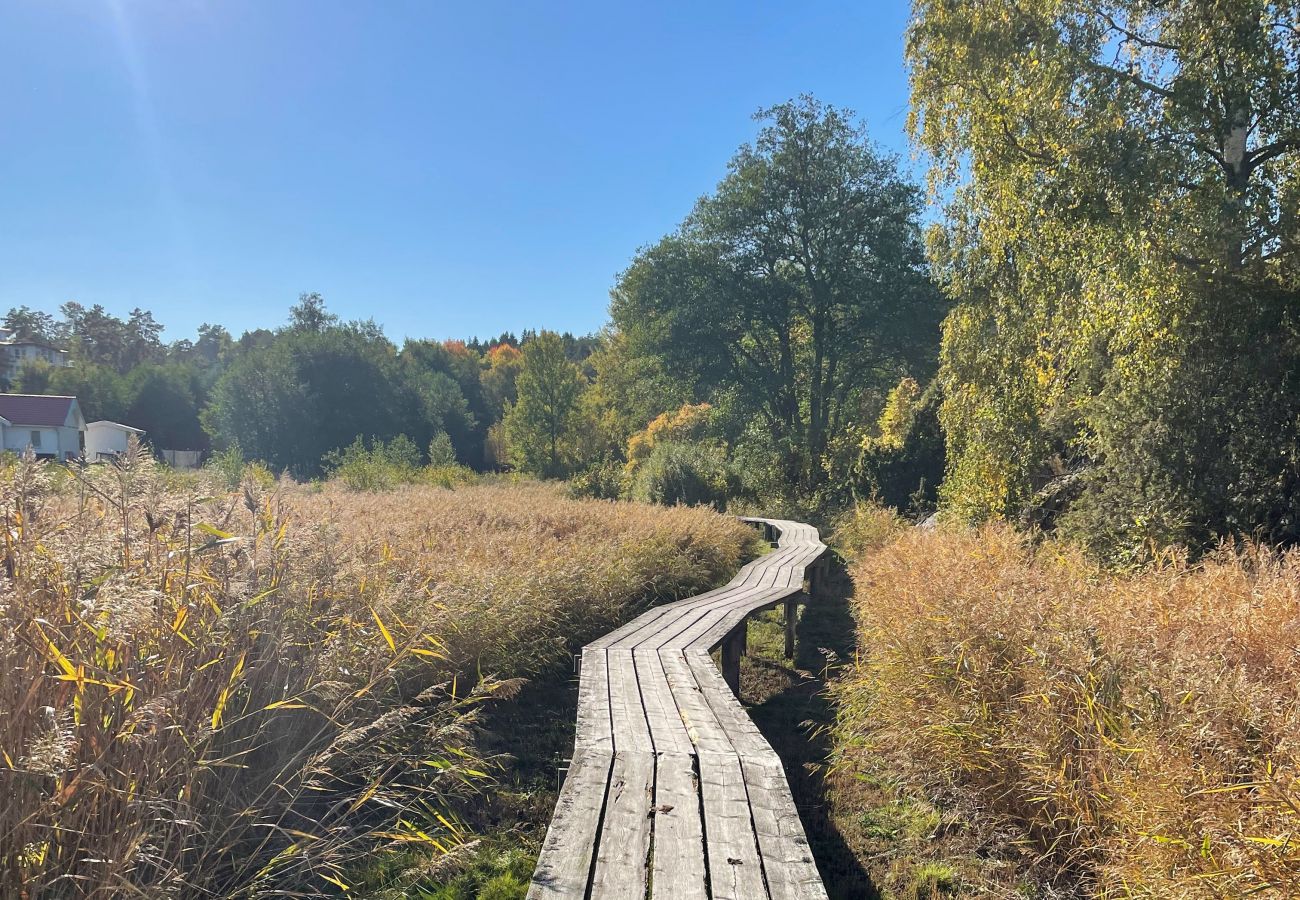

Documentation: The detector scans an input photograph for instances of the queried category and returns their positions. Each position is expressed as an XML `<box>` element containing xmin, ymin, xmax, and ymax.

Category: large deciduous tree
<box><xmin>503</xmin><ymin>331</ymin><xmax>587</xmax><ymax>477</ymax></box>
<box><xmin>203</xmin><ymin>324</ymin><xmax>411</xmax><ymax>476</ymax></box>
<box><xmin>612</xmin><ymin>96</ymin><xmax>943</xmax><ymax>492</ymax></box>
<box><xmin>910</xmin><ymin>0</ymin><xmax>1300</xmax><ymax>556</ymax></box>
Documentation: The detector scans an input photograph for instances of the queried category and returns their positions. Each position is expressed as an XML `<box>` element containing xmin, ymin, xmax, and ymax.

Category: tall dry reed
<box><xmin>835</xmin><ymin>521</ymin><xmax>1300</xmax><ymax>897</ymax></box>
<box><xmin>0</xmin><ymin>450</ymin><xmax>752</xmax><ymax>897</ymax></box>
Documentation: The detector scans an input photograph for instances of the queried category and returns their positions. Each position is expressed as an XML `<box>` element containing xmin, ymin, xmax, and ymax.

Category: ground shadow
<box><xmin>741</xmin><ymin>557</ymin><xmax>880</xmax><ymax>900</ymax></box>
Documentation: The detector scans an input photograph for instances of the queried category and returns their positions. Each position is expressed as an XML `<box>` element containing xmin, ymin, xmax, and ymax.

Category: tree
<box><xmin>480</xmin><ymin>342</ymin><xmax>524</xmax><ymax>421</ymax></box>
<box><xmin>399</xmin><ymin>339</ymin><xmax>484</xmax><ymax>463</ymax></box>
<box><xmin>58</xmin><ymin>303</ymin><xmax>163</xmax><ymax>372</ymax></box>
<box><xmin>287</xmin><ymin>292</ymin><xmax>338</xmax><ymax>333</ymax></box>
<box><xmin>204</xmin><ymin>324</ymin><xmax>408</xmax><ymax>476</ymax></box>
<box><xmin>612</xmin><ymin>96</ymin><xmax>944</xmax><ymax>492</ymax></box>
<box><xmin>3</xmin><ymin>307</ymin><xmax>57</xmax><ymax>343</ymax></box>
<box><xmin>18</xmin><ymin>361</ymin><xmax>128</xmax><ymax>424</ymax></box>
<box><xmin>123</xmin><ymin>364</ymin><xmax>208</xmax><ymax>451</ymax></box>
<box><xmin>909</xmin><ymin>0</ymin><xmax>1300</xmax><ymax>554</ymax></box>
<box><xmin>582</xmin><ymin>329</ymin><xmax>688</xmax><ymax>454</ymax></box>
<box><xmin>503</xmin><ymin>331</ymin><xmax>587</xmax><ymax>477</ymax></box>
<box><xmin>193</xmin><ymin>324</ymin><xmax>233</xmax><ymax>366</ymax></box>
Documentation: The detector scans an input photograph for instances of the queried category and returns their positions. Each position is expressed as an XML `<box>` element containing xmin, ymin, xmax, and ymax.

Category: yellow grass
<box><xmin>834</xmin><ymin>519</ymin><xmax>1300</xmax><ymax>897</ymax></box>
<box><xmin>0</xmin><ymin>449</ymin><xmax>753</xmax><ymax>897</ymax></box>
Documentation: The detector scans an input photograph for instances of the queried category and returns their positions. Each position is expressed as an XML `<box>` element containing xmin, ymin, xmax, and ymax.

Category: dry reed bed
<box><xmin>0</xmin><ymin>452</ymin><xmax>753</xmax><ymax>898</ymax></box>
<box><xmin>835</xmin><ymin>521</ymin><xmax>1300</xmax><ymax>897</ymax></box>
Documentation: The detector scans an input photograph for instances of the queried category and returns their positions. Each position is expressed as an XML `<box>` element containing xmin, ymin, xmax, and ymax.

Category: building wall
<box><xmin>0</xmin><ymin>424</ymin><xmax>79</xmax><ymax>458</ymax></box>
<box><xmin>86</xmin><ymin>425</ymin><xmax>134</xmax><ymax>459</ymax></box>
<box><xmin>1</xmin><ymin>343</ymin><xmax>72</xmax><ymax>381</ymax></box>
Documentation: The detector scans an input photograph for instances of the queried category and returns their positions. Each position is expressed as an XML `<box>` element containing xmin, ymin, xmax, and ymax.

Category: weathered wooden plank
<box><xmin>590</xmin><ymin>749</ymin><xmax>655</xmax><ymax>898</ymax></box>
<box><xmin>528</xmin><ymin>746</ymin><xmax>615</xmax><ymax>898</ymax></box>
<box><xmin>659</xmin><ymin>648</ymin><xmax>734</xmax><ymax>756</ymax></box>
<box><xmin>685</xmin><ymin>648</ymin><xmax>826</xmax><ymax>900</ymax></box>
<box><xmin>742</xmin><ymin>759</ymin><xmax>826</xmax><ymax>900</ymax></box>
<box><xmin>698</xmin><ymin>750</ymin><xmax>768</xmax><ymax>900</ymax></box>
<box><xmin>634</xmin><ymin>649</ymin><xmax>693</xmax><ymax>755</ymax></box>
<box><xmin>650</xmin><ymin>751</ymin><xmax>708</xmax><ymax>899</ymax></box>
<box><xmin>575</xmin><ymin>647</ymin><xmax>613</xmax><ymax>751</ymax></box>
<box><xmin>607</xmin><ymin>648</ymin><xmax>653</xmax><ymax>752</ymax></box>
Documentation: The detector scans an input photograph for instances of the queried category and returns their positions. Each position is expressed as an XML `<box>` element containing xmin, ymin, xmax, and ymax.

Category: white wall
<box><xmin>0</xmin><ymin>424</ymin><xmax>78</xmax><ymax>457</ymax></box>
<box><xmin>86</xmin><ymin>424</ymin><xmax>134</xmax><ymax>460</ymax></box>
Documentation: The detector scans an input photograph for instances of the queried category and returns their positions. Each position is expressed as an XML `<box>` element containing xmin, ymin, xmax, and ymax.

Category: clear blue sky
<box><xmin>0</xmin><ymin>1</ymin><xmax>916</xmax><ymax>343</ymax></box>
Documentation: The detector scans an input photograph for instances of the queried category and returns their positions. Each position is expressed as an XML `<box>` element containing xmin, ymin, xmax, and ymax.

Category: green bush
<box><xmin>322</xmin><ymin>435</ymin><xmax>480</xmax><ymax>492</ymax></box>
<box><xmin>568</xmin><ymin>456</ymin><xmax>627</xmax><ymax>500</ymax></box>
<box><xmin>630</xmin><ymin>440</ymin><xmax>732</xmax><ymax>508</ymax></box>
<box><xmin>419</xmin><ymin>464</ymin><xmax>478</xmax><ymax>490</ymax></box>
<box><xmin>322</xmin><ymin>435</ymin><xmax>421</xmax><ymax>491</ymax></box>
<box><xmin>427</xmin><ymin>431</ymin><xmax>458</xmax><ymax>467</ymax></box>
<box><xmin>1056</xmin><ymin>284</ymin><xmax>1300</xmax><ymax>564</ymax></box>
<box><xmin>204</xmin><ymin>443</ymin><xmax>277</xmax><ymax>491</ymax></box>
<box><xmin>204</xmin><ymin>444</ymin><xmax>248</xmax><ymax>490</ymax></box>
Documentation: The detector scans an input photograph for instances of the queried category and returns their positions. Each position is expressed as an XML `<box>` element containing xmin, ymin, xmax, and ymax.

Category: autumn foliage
<box><xmin>835</xmin><ymin>518</ymin><xmax>1300</xmax><ymax>896</ymax></box>
<box><xmin>0</xmin><ymin>451</ymin><xmax>752</xmax><ymax>896</ymax></box>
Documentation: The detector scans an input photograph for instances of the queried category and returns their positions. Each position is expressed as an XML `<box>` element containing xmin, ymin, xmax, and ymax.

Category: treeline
<box><xmin>3</xmin><ymin>97</ymin><xmax>950</xmax><ymax>513</ymax></box>
<box><xmin>0</xmin><ymin>295</ymin><xmax>596</xmax><ymax>476</ymax></box>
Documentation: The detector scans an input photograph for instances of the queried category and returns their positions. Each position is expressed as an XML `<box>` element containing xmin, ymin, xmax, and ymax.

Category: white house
<box><xmin>86</xmin><ymin>420</ymin><xmax>146</xmax><ymax>461</ymax></box>
<box><xmin>0</xmin><ymin>329</ymin><xmax>71</xmax><ymax>384</ymax></box>
<box><xmin>0</xmin><ymin>394</ymin><xmax>85</xmax><ymax>460</ymax></box>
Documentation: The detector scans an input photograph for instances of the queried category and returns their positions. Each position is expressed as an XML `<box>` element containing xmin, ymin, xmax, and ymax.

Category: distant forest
<box><xmin>1</xmin><ymin>296</ymin><xmax>600</xmax><ymax>475</ymax></box>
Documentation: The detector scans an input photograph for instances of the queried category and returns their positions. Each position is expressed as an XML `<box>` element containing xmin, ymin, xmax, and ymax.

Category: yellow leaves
<box><xmin>319</xmin><ymin>873</ymin><xmax>350</xmax><ymax>891</ymax></box>
<box><xmin>34</xmin><ymin>625</ymin><xmax>78</xmax><ymax>679</ymax></box>
<box><xmin>624</xmin><ymin>402</ymin><xmax>713</xmax><ymax>474</ymax></box>
<box><xmin>211</xmin><ymin>652</ymin><xmax>247</xmax><ymax>731</ymax></box>
<box><xmin>170</xmin><ymin>606</ymin><xmax>193</xmax><ymax>645</ymax></box>
<box><xmin>370</xmin><ymin>606</ymin><xmax>397</xmax><ymax>654</ymax></box>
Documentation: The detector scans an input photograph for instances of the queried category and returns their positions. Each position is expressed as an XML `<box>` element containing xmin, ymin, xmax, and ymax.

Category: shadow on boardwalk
<box><xmin>741</xmin><ymin>557</ymin><xmax>880</xmax><ymax>900</ymax></box>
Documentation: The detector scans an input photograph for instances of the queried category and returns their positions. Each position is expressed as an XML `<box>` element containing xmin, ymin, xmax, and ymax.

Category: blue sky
<box><xmin>0</xmin><ymin>1</ymin><xmax>916</xmax><ymax>343</ymax></box>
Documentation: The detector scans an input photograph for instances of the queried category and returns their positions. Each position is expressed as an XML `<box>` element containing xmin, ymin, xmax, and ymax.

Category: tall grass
<box><xmin>0</xmin><ymin>448</ymin><xmax>752</xmax><ymax>897</ymax></box>
<box><xmin>834</xmin><ymin>520</ymin><xmax>1300</xmax><ymax>897</ymax></box>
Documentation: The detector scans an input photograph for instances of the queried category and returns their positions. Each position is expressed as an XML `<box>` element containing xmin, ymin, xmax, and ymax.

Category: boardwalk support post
<box><xmin>784</xmin><ymin>595</ymin><xmax>797</xmax><ymax>659</ymax></box>
<box><xmin>721</xmin><ymin>622</ymin><xmax>747</xmax><ymax>697</ymax></box>
<box><xmin>809</xmin><ymin>554</ymin><xmax>830</xmax><ymax>597</ymax></box>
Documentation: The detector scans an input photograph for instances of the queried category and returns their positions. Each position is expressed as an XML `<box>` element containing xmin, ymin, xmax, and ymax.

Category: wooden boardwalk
<box><xmin>529</xmin><ymin>517</ymin><xmax>830</xmax><ymax>899</ymax></box>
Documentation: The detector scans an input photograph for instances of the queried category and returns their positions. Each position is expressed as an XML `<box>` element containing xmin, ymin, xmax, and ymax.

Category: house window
<box><xmin>30</xmin><ymin>431</ymin><xmax>41</xmax><ymax>448</ymax></box>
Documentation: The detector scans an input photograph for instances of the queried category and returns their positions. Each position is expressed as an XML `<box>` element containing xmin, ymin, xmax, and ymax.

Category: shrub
<box><xmin>630</xmin><ymin>440</ymin><xmax>731</xmax><ymax>508</ymax></box>
<box><xmin>624</xmin><ymin>402</ymin><xmax>713</xmax><ymax>478</ymax></box>
<box><xmin>831</xmin><ymin>502</ymin><xmax>905</xmax><ymax>559</ymax></box>
<box><xmin>835</xmin><ymin>523</ymin><xmax>1300</xmax><ymax>895</ymax></box>
<box><xmin>323</xmin><ymin>434</ymin><xmax>421</xmax><ymax>490</ymax></box>
<box><xmin>323</xmin><ymin>435</ymin><xmax>478</xmax><ymax>492</ymax></box>
<box><xmin>428</xmin><ymin>431</ymin><xmax>458</xmax><ymax>467</ymax></box>
<box><xmin>204</xmin><ymin>442</ymin><xmax>248</xmax><ymax>489</ymax></box>
<box><xmin>568</xmin><ymin>456</ymin><xmax>627</xmax><ymax>500</ymax></box>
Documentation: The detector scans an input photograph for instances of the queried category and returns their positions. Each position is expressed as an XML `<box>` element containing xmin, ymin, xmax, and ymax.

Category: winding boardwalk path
<box><xmin>529</xmin><ymin>517</ymin><xmax>830</xmax><ymax>900</ymax></box>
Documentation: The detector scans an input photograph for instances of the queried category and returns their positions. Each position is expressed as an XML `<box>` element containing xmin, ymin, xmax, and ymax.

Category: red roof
<box><xmin>0</xmin><ymin>394</ymin><xmax>77</xmax><ymax>427</ymax></box>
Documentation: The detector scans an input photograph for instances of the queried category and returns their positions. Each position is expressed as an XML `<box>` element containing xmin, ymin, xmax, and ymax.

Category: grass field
<box><xmin>0</xmin><ymin>449</ymin><xmax>756</xmax><ymax>898</ymax></box>
<box><xmin>831</xmin><ymin>511</ymin><xmax>1300</xmax><ymax>898</ymax></box>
